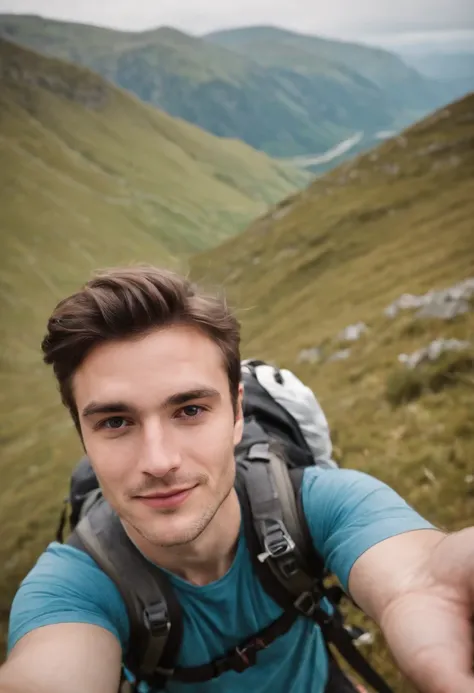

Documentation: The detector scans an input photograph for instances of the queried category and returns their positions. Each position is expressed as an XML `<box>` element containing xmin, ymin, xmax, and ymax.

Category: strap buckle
<box><xmin>294</xmin><ymin>590</ymin><xmax>318</xmax><ymax>617</ymax></box>
<box><xmin>143</xmin><ymin>602</ymin><xmax>171</xmax><ymax>637</ymax></box>
<box><xmin>233</xmin><ymin>638</ymin><xmax>267</xmax><ymax>673</ymax></box>
<box><xmin>257</xmin><ymin>520</ymin><xmax>295</xmax><ymax>563</ymax></box>
<box><xmin>294</xmin><ymin>586</ymin><xmax>326</xmax><ymax>620</ymax></box>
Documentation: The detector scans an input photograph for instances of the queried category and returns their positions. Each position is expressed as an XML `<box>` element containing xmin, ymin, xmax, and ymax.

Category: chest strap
<box><xmin>172</xmin><ymin>610</ymin><xmax>297</xmax><ymax>683</ymax></box>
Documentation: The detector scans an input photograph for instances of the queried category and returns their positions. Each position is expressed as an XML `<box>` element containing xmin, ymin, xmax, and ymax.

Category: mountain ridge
<box><xmin>0</xmin><ymin>14</ymin><xmax>456</xmax><ymax>158</ymax></box>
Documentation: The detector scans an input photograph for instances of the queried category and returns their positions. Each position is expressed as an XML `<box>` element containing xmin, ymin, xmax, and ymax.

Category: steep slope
<box><xmin>0</xmin><ymin>14</ymin><xmax>453</xmax><ymax>158</ymax></box>
<box><xmin>0</xmin><ymin>36</ymin><xmax>306</xmax><ymax>653</ymax></box>
<box><xmin>192</xmin><ymin>94</ymin><xmax>474</xmax><ymax>348</ymax></box>
<box><xmin>191</xmin><ymin>95</ymin><xmax>474</xmax><ymax>689</ymax></box>
<box><xmin>0</xmin><ymin>36</ymin><xmax>306</xmax><ymax>257</ymax></box>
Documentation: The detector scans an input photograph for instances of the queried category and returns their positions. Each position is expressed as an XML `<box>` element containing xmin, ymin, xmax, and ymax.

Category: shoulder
<box><xmin>301</xmin><ymin>465</ymin><xmax>402</xmax><ymax>515</ymax></box>
<box><xmin>8</xmin><ymin>541</ymin><xmax>129</xmax><ymax>654</ymax></box>
<box><xmin>300</xmin><ymin>467</ymin><xmax>435</xmax><ymax>590</ymax></box>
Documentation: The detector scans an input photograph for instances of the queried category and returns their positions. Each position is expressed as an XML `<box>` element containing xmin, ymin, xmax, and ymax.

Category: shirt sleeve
<box><xmin>301</xmin><ymin>467</ymin><xmax>437</xmax><ymax>592</ymax></box>
<box><xmin>7</xmin><ymin>542</ymin><xmax>130</xmax><ymax>654</ymax></box>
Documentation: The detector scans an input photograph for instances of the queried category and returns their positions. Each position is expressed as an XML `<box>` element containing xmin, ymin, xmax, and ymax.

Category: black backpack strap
<box><xmin>289</xmin><ymin>466</ymin><xmax>345</xmax><ymax>606</ymax></box>
<box><xmin>172</xmin><ymin>610</ymin><xmax>298</xmax><ymax>683</ymax></box>
<box><xmin>238</xmin><ymin>443</ymin><xmax>324</xmax><ymax>606</ymax></box>
<box><xmin>68</xmin><ymin>498</ymin><xmax>183</xmax><ymax>688</ymax></box>
<box><xmin>237</xmin><ymin>447</ymin><xmax>393</xmax><ymax>693</ymax></box>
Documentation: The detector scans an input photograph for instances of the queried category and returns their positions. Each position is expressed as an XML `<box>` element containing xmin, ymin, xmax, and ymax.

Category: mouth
<box><xmin>136</xmin><ymin>485</ymin><xmax>196</xmax><ymax>509</ymax></box>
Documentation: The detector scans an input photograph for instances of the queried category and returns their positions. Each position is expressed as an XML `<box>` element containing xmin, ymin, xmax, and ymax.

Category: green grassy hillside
<box><xmin>0</xmin><ymin>37</ymin><xmax>307</xmax><ymax>653</ymax></box>
<box><xmin>191</xmin><ymin>94</ymin><xmax>474</xmax><ymax>690</ymax></box>
<box><xmin>0</xmin><ymin>37</ymin><xmax>307</xmax><ymax>254</ymax></box>
<box><xmin>0</xmin><ymin>15</ymin><xmax>454</xmax><ymax>158</ymax></box>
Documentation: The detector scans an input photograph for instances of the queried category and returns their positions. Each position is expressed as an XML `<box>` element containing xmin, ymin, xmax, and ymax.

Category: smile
<box><xmin>137</xmin><ymin>486</ymin><xmax>196</xmax><ymax>509</ymax></box>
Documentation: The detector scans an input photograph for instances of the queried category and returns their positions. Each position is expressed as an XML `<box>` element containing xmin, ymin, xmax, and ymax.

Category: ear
<box><xmin>233</xmin><ymin>382</ymin><xmax>244</xmax><ymax>446</ymax></box>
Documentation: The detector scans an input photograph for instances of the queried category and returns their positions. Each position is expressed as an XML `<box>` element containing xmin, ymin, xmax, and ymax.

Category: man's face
<box><xmin>73</xmin><ymin>324</ymin><xmax>243</xmax><ymax>547</ymax></box>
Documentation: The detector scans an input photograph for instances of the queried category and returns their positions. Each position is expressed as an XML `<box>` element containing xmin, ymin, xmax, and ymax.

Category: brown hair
<box><xmin>41</xmin><ymin>265</ymin><xmax>241</xmax><ymax>431</ymax></box>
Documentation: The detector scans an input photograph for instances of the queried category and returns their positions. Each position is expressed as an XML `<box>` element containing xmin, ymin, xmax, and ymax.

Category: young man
<box><xmin>1</xmin><ymin>266</ymin><xmax>474</xmax><ymax>693</ymax></box>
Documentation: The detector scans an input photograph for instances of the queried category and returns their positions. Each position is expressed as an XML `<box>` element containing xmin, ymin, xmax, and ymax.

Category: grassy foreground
<box><xmin>191</xmin><ymin>94</ymin><xmax>474</xmax><ymax>690</ymax></box>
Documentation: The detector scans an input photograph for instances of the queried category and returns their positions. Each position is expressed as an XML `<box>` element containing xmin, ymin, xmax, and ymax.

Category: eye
<box><xmin>176</xmin><ymin>405</ymin><xmax>205</xmax><ymax>419</ymax></box>
<box><xmin>97</xmin><ymin>416</ymin><xmax>129</xmax><ymax>431</ymax></box>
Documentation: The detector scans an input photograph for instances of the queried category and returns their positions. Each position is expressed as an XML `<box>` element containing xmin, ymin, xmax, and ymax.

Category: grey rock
<box><xmin>398</xmin><ymin>338</ymin><xmax>471</xmax><ymax>369</ymax></box>
<box><xmin>384</xmin><ymin>278</ymin><xmax>474</xmax><ymax>319</ymax></box>
<box><xmin>338</xmin><ymin>322</ymin><xmax>368</xmax><ymax>342</ymax></box>
<box><xmin>297</xmin><ymin>347</ymin><xmax>322</xmax><ymax>364</ymax></box>
<box><xmin>416</xmin><ymin>299</ymin><xmax>470</xmax><ymax>320</ymax></box>
<box><xmin>329</xmin><ymin>349</ymin><xmax>351</xmax><ymax>362</ymax></box>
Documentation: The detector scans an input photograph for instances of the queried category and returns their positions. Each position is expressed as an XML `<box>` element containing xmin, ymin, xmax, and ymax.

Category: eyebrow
<box><xmin>165</xmin><ymin>388</ymin><xmax>220</xmax><ymax>407</ymax></box>
<box><xmin>82</xmin><ymin>402</ymin><xmax>134</xmax><ymax>418</ymax></box>
<box><xmin>81</xmin><ymin>388</ymin><xmax>220</xmax><ymax>418</ymax></box>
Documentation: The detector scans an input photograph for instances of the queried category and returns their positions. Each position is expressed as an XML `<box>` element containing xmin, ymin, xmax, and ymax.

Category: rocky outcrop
<box><xmin>398</xmin><ymin>338</ymin><xmax>471</xmax><ymax>370</ymax></box>
<box><xmin>384</xmin><ymin>278</ymin><xmax>474</xmax><ymax>320</ymax></box>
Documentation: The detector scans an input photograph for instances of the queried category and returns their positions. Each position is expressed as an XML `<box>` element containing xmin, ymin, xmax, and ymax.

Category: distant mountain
<box><xmin>0</xmin><ymin>15</ymin><xmax>456</xmax><ymax>159</ymax></box>
<box><xmin>399</xmin><ymin>51</ymin><xmax>474</xmax><ymax>100</ymax></box>
<box><xmin>205</xmin><ymin>26</ymin><xmax>454</xmax><ymax>121</ymax></box>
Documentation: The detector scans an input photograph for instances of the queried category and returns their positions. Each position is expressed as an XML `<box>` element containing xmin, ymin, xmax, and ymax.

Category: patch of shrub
<box><xmin>400</xmin><ymin>319</ymin><xmax>427</xmax><ymax>338</ymax></box>
<box><xmin>428</xmin><ymin>350</ymin><xmax>474</xmax><ymax>392</ymax></box>
<box><xmin>386</xmin><ymin>349</ymin><xmax>474</xmax><ymax>406</ymax></box>
<box><xmin>454</xmin><ymin>420</ymin><xmax>474</xmax><ymax>438</ymax></box>
<box><xmin>386</xmin><ymin>368</ymin><xmax>424</xmax><ymax>406</ymax></box>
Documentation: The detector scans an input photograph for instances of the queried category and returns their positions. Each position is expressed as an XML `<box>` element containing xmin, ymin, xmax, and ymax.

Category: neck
<box><xmin>125</xmin><ymin>489</ymin><xmax>241</xmax><ymax>586</ymax></box>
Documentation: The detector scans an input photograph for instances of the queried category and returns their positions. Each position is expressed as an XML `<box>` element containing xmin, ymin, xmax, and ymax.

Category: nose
<box><xmin>137</xmin><ymin>417</ymin><xmax>181</xmax><ymax>478</ymax></box>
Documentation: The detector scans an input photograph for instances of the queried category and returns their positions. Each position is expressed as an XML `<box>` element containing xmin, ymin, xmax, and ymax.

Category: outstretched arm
<box><xmin>348</xmin><ymin>527</ymin><xmax>474</xmax><ymax>693</ymax></box>
<box><xmin>0</xmin><ymin>623</ymin><xmax>122</xmax><ymax>693</ymax></box>
<box><xmin>302</xmin><ymin>467</ymin><xmax>474</xmax><ymax>693</ymax></box>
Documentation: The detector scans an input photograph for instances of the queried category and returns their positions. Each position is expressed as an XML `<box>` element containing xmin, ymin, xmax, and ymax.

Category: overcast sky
<box><xmin>1</xmin><ymin>0</ymin><xmax>473</xmax><ymax>48</ymax></box>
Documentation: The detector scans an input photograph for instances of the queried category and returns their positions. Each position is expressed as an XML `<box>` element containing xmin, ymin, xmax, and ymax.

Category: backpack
<box><xmin>56</xmin><ymin>359</ymin><xmax>392</xmax><ymax>693</ymax></box>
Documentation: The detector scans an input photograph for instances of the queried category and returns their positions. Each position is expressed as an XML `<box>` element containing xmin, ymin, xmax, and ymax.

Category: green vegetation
<box><xmin>0</xmin><ymin>37</ymin><xmax>307</xmax><ymax>654</ymax></box>
<box><xmin>191</xmin><ymin>94</ymin><xmax>474</xmax><ymax>690</ymax></box>
<box><xmin>0</xmin><ymin>15</ymin><xmax>456</xmax><ymax>158</ymax></box>
<box><xmin>0</xmin><ymin>38</ymin><xmax>306</xmax><ymax>256</ymax></box>
<box><xmin>385</xmin><ymin>348</ymin><xmax>474</xmax><ymax>406</ymax></box>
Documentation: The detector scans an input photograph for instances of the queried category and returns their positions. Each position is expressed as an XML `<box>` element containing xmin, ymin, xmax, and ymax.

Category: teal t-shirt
<box><xmin>7</xmin><ymin>467</ymin><xmax>435</xmax><ymax>692</ymax></box>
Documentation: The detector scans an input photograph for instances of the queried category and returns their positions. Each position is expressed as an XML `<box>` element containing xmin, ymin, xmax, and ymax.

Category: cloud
<box><xmin>0</xmin><ymin>0</ymin><xmax>472</xmax><ymax>37</ymax></box>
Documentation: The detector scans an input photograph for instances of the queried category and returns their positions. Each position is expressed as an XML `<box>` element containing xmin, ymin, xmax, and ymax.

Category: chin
<box><xmin>141</xmin><ymin>524</ymin><xmax>204</xmax><ymax>548</ymax></box>
<box><xmin>142</xmin><ymin>507</ymin><xmax>217</xmax><ymax>547</ymax></box>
